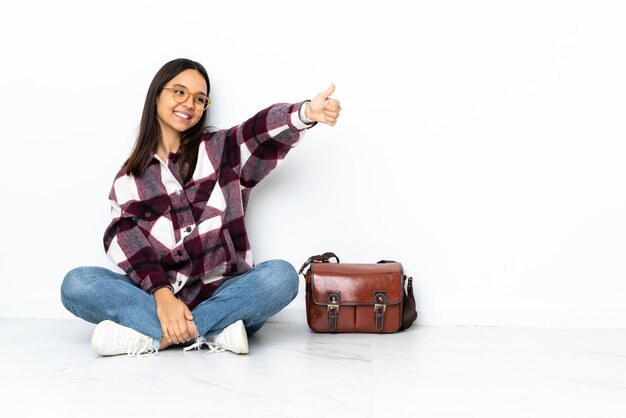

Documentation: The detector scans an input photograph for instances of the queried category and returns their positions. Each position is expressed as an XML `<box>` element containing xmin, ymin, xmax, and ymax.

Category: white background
<box><xmin>0</xmin><ymin>0</ymin><xmax>624</xmax><ymax>328</ymax></box>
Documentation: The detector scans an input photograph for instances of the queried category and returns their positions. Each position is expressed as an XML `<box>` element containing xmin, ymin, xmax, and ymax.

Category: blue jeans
<box><xmin>61</xmin><ymin>260</ymin><xmax>299</xmax><ymax>345</ymax></box>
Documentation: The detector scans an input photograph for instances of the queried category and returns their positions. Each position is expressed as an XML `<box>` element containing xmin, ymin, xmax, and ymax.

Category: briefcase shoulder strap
<box><xmin>298</xmin><ymin>252</ymin><xmax>340</xmax><ymax>275</ymax></box>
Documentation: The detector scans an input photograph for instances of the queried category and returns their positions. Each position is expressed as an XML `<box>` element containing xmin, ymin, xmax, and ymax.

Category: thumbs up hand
<box><xmin>305</xmin><ymin>84</ymin><xmax>341</xmax><ymax>126</ymax></box>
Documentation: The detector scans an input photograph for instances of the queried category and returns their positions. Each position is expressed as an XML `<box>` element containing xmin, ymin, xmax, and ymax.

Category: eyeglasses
<box><xmin>162</xmin><ymin>84</ymin><xmax>212</xmax><ymax>110</ymax></box>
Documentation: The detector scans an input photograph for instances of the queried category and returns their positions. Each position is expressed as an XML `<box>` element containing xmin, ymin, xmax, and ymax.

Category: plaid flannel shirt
<box><xmin>103</xmin><ymin>102</ymin><xmax>311</xmax><ymax>310</ymax></box>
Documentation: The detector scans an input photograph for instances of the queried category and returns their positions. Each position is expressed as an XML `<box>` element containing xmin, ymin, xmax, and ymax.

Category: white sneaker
<box><xmin>183</xmin><ymin>320</ymin><xmax>249</xmax><ymax>354</ymax></box>
<box><xmin>91</xmin><ymin>320</ymin><xmax>156</xmax><ymax>357</ymax></box>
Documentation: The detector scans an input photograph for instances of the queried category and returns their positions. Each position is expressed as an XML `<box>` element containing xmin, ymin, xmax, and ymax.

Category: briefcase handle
<box><xmin>298</xmin><ymin>252</ymin><xmax>340</xmax><ymax>275</ymax></box>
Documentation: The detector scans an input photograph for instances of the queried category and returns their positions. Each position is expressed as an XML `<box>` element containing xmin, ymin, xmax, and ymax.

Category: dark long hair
<box><xmin>124</xmin><ymin>58</ymin><xmax>211</xmax><ymax>184</ymax></box>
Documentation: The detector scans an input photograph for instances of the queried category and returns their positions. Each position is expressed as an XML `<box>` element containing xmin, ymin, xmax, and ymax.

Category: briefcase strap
<box><xmin>298</xmin><ymin>252</ymin><xmax>340</xmax><ymax>275</ymax></box>
<box><xmin>326</xmin><ymin>292</ymin><xmax>340</xmax><ymax>332</ymax></box>
<box><xmin>374</xmin><ymin>292</ymin><xmax>387</xmax><ymax>331</ymax></box>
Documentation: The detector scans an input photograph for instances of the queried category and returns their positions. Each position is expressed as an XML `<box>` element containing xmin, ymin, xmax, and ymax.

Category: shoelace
<box><xmin>183</xmin><ymin>337</ymin><xmax>225</xmax><ymax>354</ymax></box>
<box><xmin>127</xmin><ymin>337</ymin><xmax>157</xmax><ymax>357</ymax></box>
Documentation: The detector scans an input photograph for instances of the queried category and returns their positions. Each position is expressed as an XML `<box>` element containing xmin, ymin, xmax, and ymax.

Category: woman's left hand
<box><xmin>306</xmin><ymin>84</ymin><xmax>341</xmax><ymax>126</ymax></box>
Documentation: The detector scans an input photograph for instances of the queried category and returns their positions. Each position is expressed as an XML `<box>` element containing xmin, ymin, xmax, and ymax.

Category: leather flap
<box><xmin>310</xmin><ymin>262</ymin><xmax>403</xmax><ymax>306</ymax></box>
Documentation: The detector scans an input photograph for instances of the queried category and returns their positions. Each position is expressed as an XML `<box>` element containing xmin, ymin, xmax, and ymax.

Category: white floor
<box><xmin>1</xmin><ymin>319</ymin><xmax>625</xmax><ymax>418</ymax></box>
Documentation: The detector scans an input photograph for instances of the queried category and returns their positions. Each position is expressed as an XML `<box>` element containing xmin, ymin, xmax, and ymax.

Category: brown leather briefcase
<box><xmin>299</xmin><ymin>252</ymin><xmax>417</xmax><ymax>333</ymax></box>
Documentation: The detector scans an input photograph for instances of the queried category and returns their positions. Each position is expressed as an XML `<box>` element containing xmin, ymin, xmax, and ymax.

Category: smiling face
<box><xmin>156</xmin><ymin>69</ymin><xmax>208</xmax><ymax>140</ymax></box>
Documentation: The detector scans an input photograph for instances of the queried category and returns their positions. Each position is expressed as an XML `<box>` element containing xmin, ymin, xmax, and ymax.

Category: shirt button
<box><xmin>177</xmin><ymin>250</ymin><xmax>183</xmax><ymax>256</ymax></box>
<box><xmin>175</xmin><ymin>190</ymin><xmax>181</xmax><ymax>196</ymax></box>
<box><xmin>144</xmin><ymin>212</ymin><xmax>151</xmax><ymax>218</ymax></box>
<box><xmin>186</xmin><ymin>226</ymin><xmax>192</xmax><ymax>232</ymax></box>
